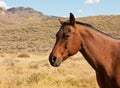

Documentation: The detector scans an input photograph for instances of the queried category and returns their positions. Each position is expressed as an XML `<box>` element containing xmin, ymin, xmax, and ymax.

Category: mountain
<box><xmin>0</xmin><ymin>7</ymin><xmax>58</xmax><ymax>27</ymax></box>
<box><xmin>7</xmin><ymin>7</ymin><xmax>43</xmax><ymax>15</ymax></box>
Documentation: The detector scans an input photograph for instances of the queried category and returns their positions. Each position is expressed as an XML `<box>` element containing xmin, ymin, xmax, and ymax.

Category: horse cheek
<box><xmin>69</xmin><ymin>39</ymin><xmax>80</xmax><ymax>55</ymax></box>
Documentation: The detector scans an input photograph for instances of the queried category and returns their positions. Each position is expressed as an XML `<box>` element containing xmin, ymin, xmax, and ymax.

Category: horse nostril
<box><xmin>51</xmin><ymin>56</ymin><xmax>57</xmax><ymax>63</ymax></box>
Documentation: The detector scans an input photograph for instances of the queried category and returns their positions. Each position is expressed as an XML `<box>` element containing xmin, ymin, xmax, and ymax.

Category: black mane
<box><xmin>76</xmin><ymin>21</ymin><xmax>119</xmax><ymax>39</ymax></box>
<box><xmin>61</xmin><ymin>21</ymin><xmax>95</xmax><ymax>29</ymax></box>
<box><xmin>76</xmin><ymin>21</ymin><xmax>95</xmax><ymax>29</ymax></box>
<box><xmin>61</xmin><ymin>20</ymin><xmax>119</xmax><ymax>39</ymax></box>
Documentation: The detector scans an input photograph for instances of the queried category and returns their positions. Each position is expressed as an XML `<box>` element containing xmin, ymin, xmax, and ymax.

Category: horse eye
<box><xmin>63</xmin><ymin>34</ymin><xmax>70</xmax><ymax>39</ymax></box>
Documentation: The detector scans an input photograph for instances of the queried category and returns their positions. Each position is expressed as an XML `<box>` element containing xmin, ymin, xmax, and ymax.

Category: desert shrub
<box><xmin>17</xmin><ymin>53</ymin><xmax>30</xmax><ymax>58</ymax></box>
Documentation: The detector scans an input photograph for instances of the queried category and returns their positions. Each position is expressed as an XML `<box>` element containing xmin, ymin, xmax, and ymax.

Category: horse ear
<box><xmin>70</xmin><ymin>13</ymin><xmax>75</xmax><ymax>26</ymax></box>
<box><xmin>58</xmin><ymin>18</ymin><xmax>64</xmax><ymax>25</ymax></box>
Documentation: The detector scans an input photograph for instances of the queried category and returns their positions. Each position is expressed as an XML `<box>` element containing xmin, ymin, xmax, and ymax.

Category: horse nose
<box><xmin>51</xmin><ymin>56</ymin><xmax>57</xmax><ymax>64</ymax></box>
<box><xmin>49</xmin><ymin>55</ymin><xmax>62</xmax><ymax>67</ymax></box>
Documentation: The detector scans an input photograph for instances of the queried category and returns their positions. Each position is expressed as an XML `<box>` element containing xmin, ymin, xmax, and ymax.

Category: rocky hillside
<box><xmin>7</xmin><ymin>7</ymin><xmax>43</xmax><ymax>15</ymax></box>
<box><xmin>0</xmin><ymin>7</ymin><xmax>57</xmax><ymax>27</ymax></box>
<box><xmin>0</xmin><ymin>7</ymin><xmax>120</xmax><ymax>53</ymax></box>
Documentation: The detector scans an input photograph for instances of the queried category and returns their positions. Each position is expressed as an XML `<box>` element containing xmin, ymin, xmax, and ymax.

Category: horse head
<box><xmin>49</xmin><ymin>13</ymin><xmax>82</xmax><ymax>67</ymax></box>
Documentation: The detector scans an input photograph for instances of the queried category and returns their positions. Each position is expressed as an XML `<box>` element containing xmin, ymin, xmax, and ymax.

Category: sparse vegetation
<box><xmin>17</xmin><ymin>53</ymin><xmax>30</xmax><ymax>58</ymax></box>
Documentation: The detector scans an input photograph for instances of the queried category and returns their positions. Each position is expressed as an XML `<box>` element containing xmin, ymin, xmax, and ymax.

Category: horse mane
<box><xmin>62</xmin><ymin>21</ymin><xmax>100</xmax><ymax>33</ymax></box>
<box><xmin>75</xmin><ymin>21</ymin><xmax>104</xmax><ymax>34</ymax></box>
<box><xmin>76</xmin><ymin>21</ymin><xmax>95</xmax><ymax>29</ymax></box>
<box><xmin>62</xmin><ymin>21</ymin><xmax>95</xmax><ymax>29</ymax></box>
<box><xmin>61</xmin><ymin>21</ymin><xmax>119</xmax><ymax>40</ymax></box>
<box><xmin>76</xmin><ymin>21</ymin><xmax>120</xmax><ymax>40</ymax></box>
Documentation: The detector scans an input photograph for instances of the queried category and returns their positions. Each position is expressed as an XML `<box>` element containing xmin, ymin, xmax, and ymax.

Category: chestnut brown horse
<box><xmin>49</xmin><ymin>13</ymin><xmax>120</xmax><ymax>88</ymax></box>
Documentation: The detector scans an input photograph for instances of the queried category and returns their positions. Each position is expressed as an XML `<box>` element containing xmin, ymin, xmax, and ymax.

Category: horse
<box><xmin>49</xmin><ymin>13</ymin><xmax>120</xmax><ymax>88</ymax></box>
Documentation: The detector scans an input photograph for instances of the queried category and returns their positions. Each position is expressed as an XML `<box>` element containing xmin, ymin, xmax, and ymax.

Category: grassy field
<box><xmin>0</xmin><ymin>52</ymin><xmax>98</xmax><ymax>88</ymax></box>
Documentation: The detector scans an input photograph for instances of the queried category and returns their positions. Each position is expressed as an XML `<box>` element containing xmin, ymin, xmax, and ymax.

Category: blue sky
<box><xmin>1</xmin><ymin>0</ymin><xmax>120</xmax><ymax>17</ymax></box>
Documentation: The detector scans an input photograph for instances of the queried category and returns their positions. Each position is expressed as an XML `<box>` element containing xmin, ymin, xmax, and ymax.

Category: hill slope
<box><xmin>0</xmin><ymin>7</ymin><xmax>57</xmax><ymax>27</ymax></box>
<box><xmin>0</xmin><ymin>7</ymin><xmax>120</xmax><ymax>53</ymax></box>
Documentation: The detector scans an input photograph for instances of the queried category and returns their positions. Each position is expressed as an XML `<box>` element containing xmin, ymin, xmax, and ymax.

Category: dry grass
<box><xmin>0</xmin><ymin>52</ymin><xmax>99</xmax><ymax>88</ymax></box>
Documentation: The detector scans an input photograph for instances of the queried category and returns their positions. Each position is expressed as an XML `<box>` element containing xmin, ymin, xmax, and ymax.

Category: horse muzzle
<box><xmin>49</xmin><ymin>56</ymin><xmax>62</xmax><ymax>67</ymax></box>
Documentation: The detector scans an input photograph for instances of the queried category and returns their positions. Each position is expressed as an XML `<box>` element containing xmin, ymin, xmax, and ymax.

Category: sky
<box><xmin>0</xmin><ymin>0</ymin><xmax>120</xmax><ymax>17</ymax></box>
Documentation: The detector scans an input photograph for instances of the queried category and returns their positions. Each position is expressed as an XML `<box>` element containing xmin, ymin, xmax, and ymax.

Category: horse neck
<box><xmin>79</xmin><ymin>26</ymin><xmax>117</xmax><ymax>71</ymax></box>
